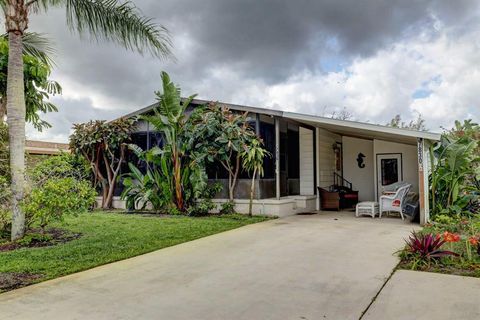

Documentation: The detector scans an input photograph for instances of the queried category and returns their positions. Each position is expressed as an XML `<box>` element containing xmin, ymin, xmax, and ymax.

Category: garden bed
<box><xmin>0</xmin><ymin>211</ymin><xmax>271</xmax><ymax>292</ymax></box>
<box><xmin>0</xmin><ymin>228</ymin><xmax>81</xmax><ymax>252</ymax></box>
<box><xmin>398</xmin><ymin>216</ymin><xmax>480</xmax><ymax>278</ymax></box>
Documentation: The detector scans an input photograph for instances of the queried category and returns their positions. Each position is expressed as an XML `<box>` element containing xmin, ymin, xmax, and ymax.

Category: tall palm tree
<box><xmin>1</xmin><ymin>0</ymin><xmax>172</xmax><ymax>240</ymax></box>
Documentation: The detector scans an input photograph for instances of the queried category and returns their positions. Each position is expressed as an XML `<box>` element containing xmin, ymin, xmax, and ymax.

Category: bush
<box><xmin>185</xmin><ymin>183</ymin><xmax>222</xmax><ymax>217</ymax></box>
<box><xmin>0</xmin><ymin>176</ymin><xmax>11</xmax><ymax>234</ymax></box>
<box><xmin>23</xmin><ymin>177</ymin><xmax>96</xmax><ymax>230</ymax></box>
<box><xmin>220</xmin><ymin>201</ymin><xmax>235</xmax><ymax>215</ymax></box>
<box><xmin>29</xmin><ymin>152</ymin><xmax>91</xmax><ymax>185</ymax></box>
<box><xmin>186</xmin><ymin>199</ymin><xmax>216</xmax><ymax>217</ymax></box>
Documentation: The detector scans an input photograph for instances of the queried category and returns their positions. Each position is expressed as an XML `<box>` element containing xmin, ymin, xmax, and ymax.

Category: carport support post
<box><xmin>315</xmin><ymin>127</ymin><xmax>321</xmax><ymax>210</ymax></box>
<box><xmin>417</xmin><ymin>138</ymin><xmax>430</xmax><ymax>225</ymax></box>
<box><xmin>275</xmin><ymin>117</ymin><xmax>281</xmax><ymax>200</ymax></box>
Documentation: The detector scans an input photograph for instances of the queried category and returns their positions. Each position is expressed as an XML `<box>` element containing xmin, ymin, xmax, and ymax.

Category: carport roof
<box><xmin>121</xmin><ymin>98</ymin><xmax>441</xmax><ymax>145</ymax></box>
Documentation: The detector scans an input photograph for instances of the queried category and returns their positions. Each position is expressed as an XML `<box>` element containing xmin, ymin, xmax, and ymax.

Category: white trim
<box><xmin>121</xmin><ymin>98</ymin><xmax>441</xmax><ymax>141</ymax></box>
<box><xmin>283</xmin><ymin>112</ymin><xmax>441</xmax><ymax>141</ymax></box>
<box><xmin>315</xmin><ymin>127</ymin><xmax>321</xmax><ymax>210</ymax></box>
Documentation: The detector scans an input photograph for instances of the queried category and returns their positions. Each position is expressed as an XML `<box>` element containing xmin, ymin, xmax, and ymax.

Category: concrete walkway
<box><xmin>364</xmin><ymin>270</ymin><xmax>480</xmax><ymax>320</ymax></box>
<box><xmin>0</xmin><ymin>212</ymin><xmax>413</xmax><ymax>320</ymax></box>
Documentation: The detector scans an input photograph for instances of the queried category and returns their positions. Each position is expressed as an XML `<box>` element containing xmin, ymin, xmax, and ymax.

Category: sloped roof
<box><xmin>121</xmin><ymin>98</ymin><xmax>441</xmax><ymax>144</ymax></box>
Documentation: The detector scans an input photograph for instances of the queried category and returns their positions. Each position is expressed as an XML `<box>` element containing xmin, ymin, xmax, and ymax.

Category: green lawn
<box><xmin>0</xmin><ymin>212</ymin><xmax>270</xmax><ymax>291</ymax></box>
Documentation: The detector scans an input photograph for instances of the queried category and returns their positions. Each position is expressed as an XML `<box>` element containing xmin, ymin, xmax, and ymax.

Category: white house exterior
<box><xmin>116</xmin><ymin>99</ymin><xmax>441</xmax><ymax>225</ymax></box>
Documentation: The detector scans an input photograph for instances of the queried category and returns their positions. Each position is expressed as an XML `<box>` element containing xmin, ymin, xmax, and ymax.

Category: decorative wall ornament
<box><xmin>357</xmin><ymin>152</ymin><xmax>366</xmax><ymax>168</ymax></box>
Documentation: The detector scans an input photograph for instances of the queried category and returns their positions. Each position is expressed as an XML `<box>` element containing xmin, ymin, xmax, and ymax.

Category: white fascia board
<box><xmin>283</xmin><ymin>111</ymin><xmax>441</xmax><ymax>141</ymax></box>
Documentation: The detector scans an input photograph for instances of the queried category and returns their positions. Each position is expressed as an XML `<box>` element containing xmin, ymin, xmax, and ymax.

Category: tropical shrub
<box><xmin>405</xmin><ymin>232</ymin><xmax>457</xmax><ymax>258</ymax></box>
<box><xmin>70</xmin><ymin>118</ymin><xmax>136</xmax><ymax>209</ymax></box>
<box><xmin>0</xmin><ymin>35</ymin><xmax>62</xmax><ymax>131</ymax></box>
<box><xmin>135</xmin><ymin>72</ymin><xmax>197</xmax><ymax>211</ymax></box>
<box><xmin>0</xmin><ymin>176</ymin><xmax>11</xmax><ymax>233</ymax></box>
<box><xmin>122</xmin><ymin>72</ymin><xmax>217</xmax><ymax>213</ymax></box>
<box><xmin>122</xmin><ymin>72</ymin><xmax>267</xmax><ymax>215</ymax></box>
<box><xmin>186</xmin><ymin>183</ymin><xmax>223</xmax><ymax>217</ymax></box>
<box><xmin>220</xmin><ymin>201</ymin><xmax>235</xmax><ymax>215</ymax></box>
<box><xmin>186</xmin><ymin>103</ymin><xmax>259</xmax><ymax>201</ymax></box>
<box><xmin>430</xmin><ymin>120</ymin><xmax>480</xmax><ymax>218</ymax></box>
<box><xmin>29</xmin><ymin>152</ymin><xmax>91</xmax><ymax>185</ymax></box>
<box><xmin>400</xmin><ymin>217</ymin><xmax>480</xmax><ymax>276</ymax></box>
<box><xmin>23</xmin><ymin>177</ymin><xmax>96</xmax><ymax>230</ymax></box>
<box><xmin>121</xmin><ymin>162</ymin><xmax>173</xmax><ymax>212</ymax></box>
<box><xmin>0</xmin><ymin>122</ymin><xmax>8</xmax><ymax>180</ymax></box>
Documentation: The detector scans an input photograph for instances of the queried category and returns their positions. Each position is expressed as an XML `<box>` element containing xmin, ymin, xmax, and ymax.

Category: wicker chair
<box><xmin>379</xmin><ymin>184</ymin><xmax>411</xmax><ymax>220</ymax></box>
<box><xmin>318</xmin><ymin>187</ymin><xmax>341</xmax><ymax>210</ymax></box>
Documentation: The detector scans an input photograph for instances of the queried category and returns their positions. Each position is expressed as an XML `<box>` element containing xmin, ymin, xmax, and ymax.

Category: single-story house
<box><xmin>116</xmin><ymin>99</ymin><xmax>440</xmax><ymax>225</ymax></box>
<box><xmin>26</xmin><ymin>140</ymin><xmax>69</xmax><ymax>156</ymax></box>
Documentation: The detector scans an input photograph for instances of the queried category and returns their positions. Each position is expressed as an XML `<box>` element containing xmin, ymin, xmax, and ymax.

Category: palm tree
<box><xmin>241</xmin><ymin>138</ymin><xmax>269</xmax><ymax>216</ymax></box>
<box><xmin>1</xmin><ymin>0</ymin><xmax>172</xmax><ymax>240</ymax></box>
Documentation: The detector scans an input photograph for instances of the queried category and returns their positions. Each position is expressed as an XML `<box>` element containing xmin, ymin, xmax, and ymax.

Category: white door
<box><xmin>377</xmin><ymin>154</ymin><xmax>402</xmax><ymax>199</ymax></box>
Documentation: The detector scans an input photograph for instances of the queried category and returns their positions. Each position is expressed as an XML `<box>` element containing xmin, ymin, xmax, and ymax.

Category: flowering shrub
<box><xmin>443</xmin><ymin>231</ymin><xmax>461</xmax><ymax>243</ymax></box>
<box><xmin>400</xmin><ymin>216</ymin><xmax>480</xmax><ymax>277</ymax></box>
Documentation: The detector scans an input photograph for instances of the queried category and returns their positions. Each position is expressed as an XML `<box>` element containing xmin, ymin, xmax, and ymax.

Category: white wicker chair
<box><xmin>379</xmin><ymin>184</ymin><xmax>411</xmax><ymax>220</ymax></box>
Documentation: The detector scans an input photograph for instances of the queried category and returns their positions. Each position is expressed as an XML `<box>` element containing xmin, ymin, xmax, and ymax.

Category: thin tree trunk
<box><xmin>104</xmin><ymin>146</ymin><xmax>125</xmax><ymax>209</ymax></box>
<box><xmin>7</xmin><ymin>30</ymin><xmax>26</xmax><ymax>241</ymax></box>
<box><xmin>248</xmin><ymin>168</ymin><xmax>257</xmax><ymax>216</ymax></box>
<box><xmin>230</xmin><ymin>155</ymin><xmax>241</xmax><ymax>201</ymax></box>
<box><xmin>0</xmin><ymin>98</ymin><xmax>6</xmax><ymax>122</ymax></box>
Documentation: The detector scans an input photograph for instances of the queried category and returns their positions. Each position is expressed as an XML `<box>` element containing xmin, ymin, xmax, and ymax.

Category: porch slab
<box><xmin>363</xmin><ymin>270</ymin><xmax>480</xmax><ymax>320</ymax></box>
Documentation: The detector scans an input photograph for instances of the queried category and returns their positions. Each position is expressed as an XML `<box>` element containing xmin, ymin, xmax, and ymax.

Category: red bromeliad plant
<box><xmin>405</xmin><ymin>232</ymin><xmax>459</xmax><ymax>259</ymax></box>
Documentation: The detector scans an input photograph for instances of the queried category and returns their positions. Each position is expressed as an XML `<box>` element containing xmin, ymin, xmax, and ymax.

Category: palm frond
<box><xmin>64</xmin><ymin>0</ymin><xmax>173</xmax><ymax>59</ymax></box>
<box><xmin>1</xmin><ymin>32</ymin><xmax>56</xmax><ymax>67</ymax></box>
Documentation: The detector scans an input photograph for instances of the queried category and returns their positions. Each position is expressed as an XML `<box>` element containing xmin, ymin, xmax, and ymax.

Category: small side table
<box><xmin>356</xmin><ymin>201</ymin><xmax>379</xmax><ymax>218</ymax></box>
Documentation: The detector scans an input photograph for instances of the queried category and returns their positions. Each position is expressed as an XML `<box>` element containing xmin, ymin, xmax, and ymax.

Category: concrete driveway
<box><xmin>0</xmin><ymin>212</ymin><xmax>413</xmax><ymax>320</ymax></box>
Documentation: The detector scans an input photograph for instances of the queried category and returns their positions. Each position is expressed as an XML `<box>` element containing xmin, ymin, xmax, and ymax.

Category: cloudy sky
<box><xmin>27</xmin><ymin>0</ymin><xmax>480</xmax><ymax>142</ymax></box>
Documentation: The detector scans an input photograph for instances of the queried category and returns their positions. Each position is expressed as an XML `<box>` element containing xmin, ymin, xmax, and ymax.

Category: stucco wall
<box><xmin>342</xmin><ymin>137</ymin><xmax>375</xmax><ymax>201</ymax></box>
<box><xmin>299</xmin><ymin>127</ymin><xmax>314</xmax><ymax>195</ymax></box>
<box><xmin>373</xmin><ymin>139</ymin><xmax>419</xmax><ymax>199</ymax></box>
<box><xmin>317</xmin><ymin>128</ymin><xmax>341</xmax><ymax>188</ymax></box>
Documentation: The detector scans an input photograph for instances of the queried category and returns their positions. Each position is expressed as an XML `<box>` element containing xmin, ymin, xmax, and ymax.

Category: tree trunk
<box><xmin>0</xmin><ymin>98</ymin><xmax>6</xmax><ymax>122</ymax></box>
<box><xmin>7</xmin><ymin>30</ymin><xmax>26</xmax><ymax>241</ymax></box>
<box><xmin>229</xmin><ymin>155</ymin><xmax>241</xmax><ymax>201</ymax></box>
<box><xmin>248</xmin><ymin>168</ymin><xmax>257</xmax><ymax>216</ymax></box>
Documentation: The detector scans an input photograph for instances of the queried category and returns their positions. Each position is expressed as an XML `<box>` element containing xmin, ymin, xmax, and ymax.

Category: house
<box><xmin>25</xmin><ymin>140</ymin><xmax>69</xmax><ymax>156</ymax></box>
<box><xmin>119</xmin><ymin>99</ymin><xmax>440</xmax><ymax>225</ymax></box>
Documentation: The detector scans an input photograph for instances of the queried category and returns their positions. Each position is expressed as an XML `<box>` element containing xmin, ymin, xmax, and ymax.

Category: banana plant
<box><xmin>139</xmin><ymin>72</ymin><xmax>196</xmax><ymax>211</ymax></box>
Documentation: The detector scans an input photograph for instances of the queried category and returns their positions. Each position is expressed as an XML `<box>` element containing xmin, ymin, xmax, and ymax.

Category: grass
<box><xmin>0</xmin><ymin>211</ymin><xmax>271</xmax><ymax>291</ymax></box>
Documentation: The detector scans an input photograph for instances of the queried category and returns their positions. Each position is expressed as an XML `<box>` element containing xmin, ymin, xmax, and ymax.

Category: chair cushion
<box><xmin>392</xmin><ymin>199</ymin><xmax>401</xmax><ymax>207</ymax></box>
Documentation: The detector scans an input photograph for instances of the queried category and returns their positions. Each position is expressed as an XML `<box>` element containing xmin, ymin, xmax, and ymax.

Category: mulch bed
<box><xmin>0</xmin><ymin>227</ymin><xmax>81</xmax><ymax>252</ymax></box>
<box><xmin>0</xmin><ymin>273</ymin><xmax>43</xmax><ymax>291</ymax></box>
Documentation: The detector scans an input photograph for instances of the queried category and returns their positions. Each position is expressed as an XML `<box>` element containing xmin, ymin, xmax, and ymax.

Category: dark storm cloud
<box><xmin>142</xmin><ymin>0</ymin><xmax>478</xmax><ymax>80</ymax></box>
<box><xmin>31</xmin><ymin>1</ymin><xmax>479</xmax><ymax>91</ymax></box>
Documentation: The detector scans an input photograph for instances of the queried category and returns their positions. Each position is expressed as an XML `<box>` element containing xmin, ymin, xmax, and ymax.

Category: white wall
<box><xmin>342</xmin><ymin>137</ymin><xmax>374</xmax><ymax>201</ymax></box>
<box><xmin>299</xmin><ymin>127</ymin><xmax>314</xmax><ymax>195</ymax></box>
<box><xmin>373</xmin><ymin>139</ymin><xmax>419</xmax><ymax>199</ymax></box>
<box><xmin>317</xmin><ymin>128</ymin><xmax>341</xmax><ymax>188</ymax></box>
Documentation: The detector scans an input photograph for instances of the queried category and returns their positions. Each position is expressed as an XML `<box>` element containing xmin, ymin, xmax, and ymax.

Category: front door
<box><xmin>376</xmin><ymin>154</ymin><xmax>402</xmax><ymax>199</ymax></box>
